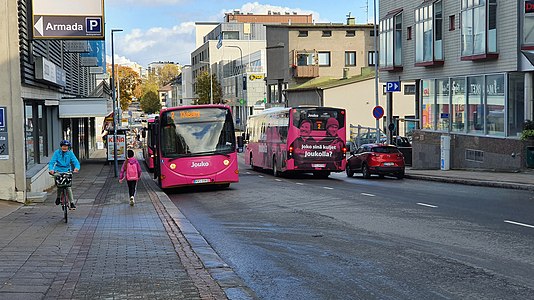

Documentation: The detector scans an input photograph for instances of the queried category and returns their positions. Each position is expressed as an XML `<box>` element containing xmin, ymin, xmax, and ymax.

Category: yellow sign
<box><xmin>180</xmin><ymin>111</ymin><xmax>201</xmax><ymax>118</ymax></box>
<box><xmin>249</xmin><ymin>74</ymin><xmax>264</xmax><ymax>81</ymax></box>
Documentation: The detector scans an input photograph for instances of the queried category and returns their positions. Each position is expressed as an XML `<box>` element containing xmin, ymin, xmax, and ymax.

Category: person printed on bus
<box><xmin>293</xmin><ymin>119</ymin><xmax>316</xmax><ymax>167</ymax></box>
<box><xmin>324</xmin><ymin>117</ymin><xmax>344</xmax><ymax>168</ymax></box>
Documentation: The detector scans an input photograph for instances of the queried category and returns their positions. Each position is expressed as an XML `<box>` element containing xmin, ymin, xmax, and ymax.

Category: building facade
<box><xmin>379</xmin><ymin>0</ymin><xmax>534</xmax><ymax>170</ymax></box>
<box><xmin>0</xmin><ymin>1</ymin><xmax>108</xmax><ymax>203</ymax></box>
<box><xmin>265</xmin><ymin>23</ymin><xmax>376</xmax><ymax>105</ymax></box>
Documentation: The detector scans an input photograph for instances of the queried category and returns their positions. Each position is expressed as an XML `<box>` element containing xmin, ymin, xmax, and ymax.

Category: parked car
<box><xmin>346</xmin><ymin>143</ymin><xmax>405</xmax><ymax>179</ymax></box>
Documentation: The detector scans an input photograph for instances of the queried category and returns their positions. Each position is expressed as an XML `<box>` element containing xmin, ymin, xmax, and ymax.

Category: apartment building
<box><xmin>265</xmin><ymin>22</ymin><xmax>376</xmax><ymax>104</ymax></box>
<box><xmin>379</xmin><ymin>0</ymin><xmax>534</xmax><ymax>170</ymax></box>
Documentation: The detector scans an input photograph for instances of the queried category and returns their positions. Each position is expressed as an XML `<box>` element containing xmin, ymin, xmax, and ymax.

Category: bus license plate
<box><xmin>312</xmin><ymin>164</ymin><xmax>326</xmax><ymax>168</ymax></box>
<box><xmin>193</xmin><ymin>179</ymin><xmax>210</xmax><ymax>184</ymax></box>
<box><xmin>383</xmin><ymin>162</ymin><xmax>394</xmax><ymax>166</ymax></box>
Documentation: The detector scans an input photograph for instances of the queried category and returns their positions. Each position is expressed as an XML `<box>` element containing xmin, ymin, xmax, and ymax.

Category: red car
<box><xmin>346</xmin><ymin>143</ymin><xmax>405</xmax><ymax>179</ymax></box>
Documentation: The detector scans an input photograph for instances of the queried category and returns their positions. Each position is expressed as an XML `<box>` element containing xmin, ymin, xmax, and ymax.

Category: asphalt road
<box><xmin>168</xmin><ymin>161</ymin><xmax>534</xmax><ymax>300</ymax></box>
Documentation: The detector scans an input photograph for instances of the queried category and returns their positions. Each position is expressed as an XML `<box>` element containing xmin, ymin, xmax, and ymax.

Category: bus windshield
<box><xmin>160</xmin><ymin>108</ymin><xmax>236</xmax><ymax>158</ymax></box>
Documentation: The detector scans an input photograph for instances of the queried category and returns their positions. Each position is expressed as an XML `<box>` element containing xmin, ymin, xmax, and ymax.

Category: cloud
<box><xmin>220</xmin><ymin>2</ymin><xmax>326</xmax><ymax>23</ymax></box>
<box><xmin>106</xmin><ymin>54</ymin><xmax>139</xmax><ymax>67</ymax></box>
<box><xmin>113</xmin><ymin>22</ymin><xmax>196</xmax><ymax>67</ymax></box>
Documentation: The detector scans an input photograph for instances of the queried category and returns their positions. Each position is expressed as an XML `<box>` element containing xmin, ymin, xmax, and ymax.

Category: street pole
<box><xmin>226</xmin><ymin>45</ymin><xmax>244</xmax><ymax>129</ymax></box>
<box><xmin>209</xmin><ymin>64</ymin><xmax>213</xmax><ymax>105</ymax></box>
<box><xmin>111</xmin><ymin>29</ymin><xmax>123</xmax><ymax>177</ymax></box>
<box><xmin>373</xmin><ymin>0</ymin><xmax>380</xmax><ymax>143</ymax></box>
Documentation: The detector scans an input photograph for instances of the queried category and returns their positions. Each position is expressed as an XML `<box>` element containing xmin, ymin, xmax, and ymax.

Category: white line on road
<box><xmin>246</xmin><ymin>172</ymin><xmax>251</xmax><ymax>174</ymax></box>
<box><xmin>295</xmin><ymin>182</ymin><xmax>304</xmax><ymax>185</ymax></box>
<box><xmin>258</xmin><ymin>175</ymin><xmax>264</xmax><ymax>178</ymax></box>
<box><xmin>416</xmin><ymin>202</ymin><xmax>438</xmax><ymax>208</ymax></box>
<box><xmin>504</xmin><ymin>220</ymin><xmax>534</xmax><ymax>229</ymax></box>
<box><xmin>323</xmin><ymin>187</ymin><xmax>334</xmax><ymax>190</ymax></box>
<box><xmin>361</xmin><ymin>193</ymin><xmax>376</xmax><ymax>197</ymax></box>
<box><xmin>275</xmin><ymin>179</ymin><xmax>282</xmax><ymax>182</ymax></box>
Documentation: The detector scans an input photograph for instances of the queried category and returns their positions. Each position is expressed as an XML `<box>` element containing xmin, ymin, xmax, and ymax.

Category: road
<box><xmin>168</xmin><ymin>160</ymin><xmax>534</xmax><ymax>300</ymax></box>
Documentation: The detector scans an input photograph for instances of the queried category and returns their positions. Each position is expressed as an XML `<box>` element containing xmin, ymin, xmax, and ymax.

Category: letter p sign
<box><xmin>86</xmin><ymin>18</ymin><xmax>102</xmax><ymax>34</ymax></box>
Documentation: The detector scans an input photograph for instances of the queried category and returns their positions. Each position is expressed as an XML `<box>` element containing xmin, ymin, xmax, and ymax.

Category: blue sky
<box><xmin>104</xmin><ymin>0</ymin><xmax>376</xmax><ymax>67</ymax></box>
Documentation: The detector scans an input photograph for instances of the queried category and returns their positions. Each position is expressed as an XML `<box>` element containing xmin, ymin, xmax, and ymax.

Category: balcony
<box><xmin>293</xmin><ymin>65</ymin><xmax>319</xmax><ymax>78</ymax></box>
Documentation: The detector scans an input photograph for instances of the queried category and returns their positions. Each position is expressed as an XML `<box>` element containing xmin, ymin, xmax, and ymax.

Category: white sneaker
<box><xmin>130</xmin><ymin>196</ymin><xmax>135</xmax><ymax>206</ymax></box>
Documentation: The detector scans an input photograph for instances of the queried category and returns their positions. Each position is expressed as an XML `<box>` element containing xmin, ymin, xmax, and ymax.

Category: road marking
<box><xmin>296</xmin><ymin>182</ymin><xmax>304</xmax><ymax>185</ymax></box>
<box><xmin>416</xmin><ymin>202</ymin><xmax>438</xmax><ymax>208</ymax></box>
<box><xmin>258</xmin><ymin>175</ymin><xmax>264</xmax><ymax>178</ymax></box>
<box><xmin>245</xmin><ymin>172</ymin><xmax>251</xmax><ymax>174</ymax></box>
<box><xmin>275</xmin><ymin>179</ymin><xmax>282</xmax><ymax>182</ymax></box>
<box><xmin>504</xmin><ymin>220</ymin><xmax>534</xmax><ymax>229</ymax></box>
<box><xmin>361</xmin><ymin>193</ymin><xmax>375</xmax><ymax>197</ymax></box>
<box><xmin>323</xmin><ymin>187</ymin><xmax>334</xmax><ymax>190</ymax></box>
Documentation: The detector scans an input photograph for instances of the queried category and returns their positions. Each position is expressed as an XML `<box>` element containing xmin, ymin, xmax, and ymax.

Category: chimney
<box><xmin>347</xmin><ymin>17</ymin><xmax>356</xmax><ymax>25</ymax></box>
<box><xmin>343</xmin><ymin>67</ymin><xmax>349</xmax><ymax>79</ymax></box>
<box><xmin>268</xmin><ymin>10</ymin><xmax>271</xmax><ymax>15</ymax></box>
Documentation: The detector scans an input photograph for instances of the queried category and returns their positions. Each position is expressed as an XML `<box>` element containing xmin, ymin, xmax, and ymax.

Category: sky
<box><xmin>104</xmin><ymin>0</ymin><xmax>377</xmax><ymax>68</ymax></box>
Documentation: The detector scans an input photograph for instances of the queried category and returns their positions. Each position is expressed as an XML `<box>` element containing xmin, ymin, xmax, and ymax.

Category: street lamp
<box><xmin>225</xmin><ymin>45</ymin><xmax>244</xmax><ymax>127</ymax></box>
<box><xmin>199</xmin><ymin>61</ymin><xmax>213</xmax><ymax>104</ymax></box>
<box><xmin>373</xmin><ymin>0</ymin><xmax>380</xmax><ymax>143</ymax></box>
<box><xmin>111</xmin><ymin>28</ymin><xmax>123</xmax><ymax>177</ymax></box>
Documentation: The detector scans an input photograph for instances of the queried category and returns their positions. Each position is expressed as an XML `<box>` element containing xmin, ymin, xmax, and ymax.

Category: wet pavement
<box><xmin>0</xmin><ymin>150</ymin><xmax>533</xmax><ymax>299</ymax></box>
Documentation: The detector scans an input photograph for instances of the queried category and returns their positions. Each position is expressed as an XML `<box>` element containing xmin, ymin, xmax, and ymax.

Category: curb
<box><xmin>405</xmin><ymin>174</ymin><xmax>534</xmax><ymax>191</ymax></box>
<box><xmin>144</xmin><ymin>175</ymin><xmax>257</xmax><ymax>300</ymax></box>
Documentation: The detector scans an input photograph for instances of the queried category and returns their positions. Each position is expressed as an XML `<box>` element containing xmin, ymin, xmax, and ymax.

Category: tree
<box><xmin>140</xmin><ymin>91</ymin><xmax>161</xmax><ymax>114</ymax></box>
<box><xmin>106</xmin><ymin>65</ymin><xmax>141</xmax><ymax>111</ymax></box>
<box><xmin>158</xmin><ymin>64</ymin><xmax>181</xmax><ymax>86</ymax></box>
<box><xmin>195</xmin><ymin>71</ymin><xmax>222</xmax><ymax>104</ymax></box>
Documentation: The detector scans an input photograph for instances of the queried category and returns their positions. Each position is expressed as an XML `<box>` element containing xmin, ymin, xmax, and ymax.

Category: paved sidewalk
<box><xmin>0</xmin><ymin>150</ymin><xmax>254</xmax><ymax>300</ymax></box>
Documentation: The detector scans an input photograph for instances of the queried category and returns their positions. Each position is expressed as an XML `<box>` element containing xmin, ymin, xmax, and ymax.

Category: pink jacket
<box><xmin>119</xmin><ymin>157</ymin><xmax>142</xmax><ymax>181</ymax></box>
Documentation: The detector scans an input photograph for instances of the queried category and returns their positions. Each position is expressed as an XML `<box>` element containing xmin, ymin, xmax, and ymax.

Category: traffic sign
<box><xmin>372</xmin><ymin>105</ymin><xmax>384</xmax><ymax>120</ymax></box>
<box><xmin>386</xmin><ymin>81</ymin><xmax>401</xmax><ymax>92</ymax></box>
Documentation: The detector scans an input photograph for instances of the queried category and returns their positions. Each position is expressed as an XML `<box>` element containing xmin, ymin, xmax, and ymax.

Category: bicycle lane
<box><xmin>0</xmin><ymin>159</ymin><xmax>246</xmax><ymax>299</ymax></box>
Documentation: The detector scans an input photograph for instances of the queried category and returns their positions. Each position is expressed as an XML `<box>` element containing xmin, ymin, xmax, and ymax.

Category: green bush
<box><xmin>521</xmin><ymin>120</ymin><xmax>534</xmax><ymax>141</ymax></box>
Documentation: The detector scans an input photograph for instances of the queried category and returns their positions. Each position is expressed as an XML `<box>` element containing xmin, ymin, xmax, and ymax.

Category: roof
<box><xmin>286</xmin><ymin>68</ymin><xmax>376</xmax><ymax>92</ymax></box>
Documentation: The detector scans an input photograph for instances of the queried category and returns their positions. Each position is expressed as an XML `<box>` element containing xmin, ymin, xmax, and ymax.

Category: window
<box><xmin>368</xmin><ymin>51</ymin><xmax>376</xmax><ymax>66</ymax></box>
<box><xmin>467</xmin><ymin>76</ymin><xmax>484</xmax><ymax>134</ymax></box>
<box><xmin>322</xmin><ymin>30</ymin><xmax>332</xmax><ymax>37</ymax></box>
<box><xmin>415</xmin><ymin>1</ymin><xmax>443</xmax><ymax>65</ymax></box>
<box><xmin>486</xmin><ymin>74</ymin><xmax>505</xmax><ymax>136</ymax></box>
<box><xmin>525</xmin><ymin>2</ymin><xmax>534</xmax><ymax>45</ymax></box>
<box><xmin>449</xmin><ymin>15</ymin><xmax>456</xmax><ymax>31</ymax></box>
<box><xmin>404</xmin><ymin>84</ymin><xmax>416</xmax><ymax>95</ymax></box>
<box><xmin>345</xmin><ymin>51</ymin><xmax>356</xmax><ymax>66</ymax></box>
<box><xmin>298</xmin><ymin>31</ymin><xmax>308</xmax><ymax>37</ymax></box>
<box><xmin>508</xmin><ymin>73</ymin><xmax>525</xmax><ymax>137</ymax></box>
<box><xmin>296</xmin><ymin>52</ymin><xmax>315</xmax><ymax>66</ymax></box>
<box><xmin>379</xmin><ymin>10</ymin><xmax>403</xmax><ymax>70</ymax></box>
<box><xmin>451</xmin><ymin>77</ymin><xmax>466</xmax><ymax>132</ymax></box>
<box><xmin>461</xmin><ymin>0</ymin><xmax>498</xmax><ymax>59</ymax></box>
<box><xmin>223</xmin><ymin>31</ymin><xmax>239</xmax><ymax>40</ymax></box>
<box><xmin>407</xmin><ymin>26</ymin><xmax>412</xmax><ymax>40</ymax></box>
<box><xmin>370</xmin><ymin>29</ymin><xmax>375</xmax><ymax>36</ymax></box>
<box><xmin>318</xmin><ymin>52</ymin><xmax>331</xmax><ymax>66</ymax></box>
<box><xmin>436</xmin><ymin>79</ymin><xmax>450</xmax><ymax>131</ymax></box>
<box><xmin>421</xmin><ymin>79</ymin><xmax>435</xmax><ymax>130</ymax></box>
<box><xmin>346</xmin><ymin>30</ymin><xmax>355</xmax><ymax>37</ymax></box>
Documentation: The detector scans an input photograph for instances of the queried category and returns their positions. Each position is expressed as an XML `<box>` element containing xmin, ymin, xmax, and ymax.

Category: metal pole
<box><xmin>373</xmin><ymin>0</ymin><xmax>380</xmax><ymax>143</ymax></box>
<box><xmin>209</xmin><ymin>64</ymin><xmax>213</xmax><ymax>104</ymax></box>
<box><xmin>111</xmin><ymin>29</ymin><xmax>122</xmax><ymax>177</ymax></box>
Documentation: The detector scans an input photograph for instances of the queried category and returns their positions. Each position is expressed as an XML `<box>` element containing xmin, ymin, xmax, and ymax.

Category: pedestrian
<box><xmin>48</xmin><ymin>140</ymin><xmax>80</xmax><ymax>210</ymax></box>
<box><xmin>119</xmin><ymin>149</ymin><xmax>141</xmax><ymax>206</ymax></box>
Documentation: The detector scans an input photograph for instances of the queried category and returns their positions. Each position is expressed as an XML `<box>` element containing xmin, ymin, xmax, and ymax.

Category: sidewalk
<box><xmin>406</xmin><ymin>168</ymin><xmax>534</xmax><ymax>191</ymax></box>
<box><xmin>0</xmin><ymin>150</ymin><xmax>255</xmax><ymax>300</ymax></box>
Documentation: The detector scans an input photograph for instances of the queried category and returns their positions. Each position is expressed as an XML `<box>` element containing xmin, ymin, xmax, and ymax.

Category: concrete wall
<box><xmin>0</xmin><ymin>0</ymin><xmax>26</xmax><ymax>202</ymax></box>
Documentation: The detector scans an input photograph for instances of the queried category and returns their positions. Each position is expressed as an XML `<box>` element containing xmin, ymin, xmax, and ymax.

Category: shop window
<box><xmin>461</xmin><ymin>0</ymin><xmax>498</xmax><ymax>60</ymax></box>
<box><xmin>436</xmin><ymin>79</ymin><xmax>450</xmax><ymax>131</ymax></box>
<box><xmin>415</xmin><ymin>1</ymin><xmax>443</xmax><ymax>66</ymax></box>
<box><xmin>486</xmin><ymin>74</ymin><xmax>505</xmax><ymax>136</ymax></box>
<box><xmin>508</xmin><ymin>73</ymin><xmax>525</xmax><ymax>137</ymax></box>
<box><xmin>380</xmin><ymin>9</ymin><xmax>403</xmax><ymax>71</ymax></box>
<box><xmin>421</xmin><ymin>79</ymin><xmax>435</xmax><ymax>130</ymax></box>
<box><xmin>467</xmin><ymin>76</ymin><xmax>484</xmax><ymax>134</ymax></box>
<box><xmin>25</xmin><ymin>104</ymin><xmax>35</xmax><ymax>168</ymax></box>
<box><xmin>451</xmin><ymin>77</ymin><xmax>466</xmax><ymax>132</ymax></box>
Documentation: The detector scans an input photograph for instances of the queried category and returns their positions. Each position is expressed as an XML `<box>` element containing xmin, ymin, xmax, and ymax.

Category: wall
<box><xmin>0</xmin><ymin>0</ymin><xmax>26</xmax><ymax>202</ymax></box>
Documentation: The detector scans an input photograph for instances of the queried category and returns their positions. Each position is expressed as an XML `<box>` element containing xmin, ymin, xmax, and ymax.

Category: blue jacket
<box><xmin>48</xmin><ymin>149</ymin><xmax>81</xmax><ymax>173</ymax></box>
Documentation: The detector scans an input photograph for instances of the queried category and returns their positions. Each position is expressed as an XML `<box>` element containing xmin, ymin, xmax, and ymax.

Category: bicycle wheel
<box><xmin>61</xmin><ymin>189</ymin><xmax>68</xmax><ymax>223</ymax></box>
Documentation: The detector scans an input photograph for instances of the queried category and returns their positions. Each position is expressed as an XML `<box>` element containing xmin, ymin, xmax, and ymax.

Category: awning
<box><xmin>59</xmin><ymin>97</ymin><xmax>111</xmax><ymax>118</ymax></box>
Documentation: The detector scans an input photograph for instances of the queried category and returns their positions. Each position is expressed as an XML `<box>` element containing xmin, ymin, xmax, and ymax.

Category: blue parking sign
<box><xmin>386</xmin><ymin>81</ymin><xmax>401</xmax><ymax>92</ymax></box>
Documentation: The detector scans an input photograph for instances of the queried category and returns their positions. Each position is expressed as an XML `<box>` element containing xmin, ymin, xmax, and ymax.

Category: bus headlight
<box><xmin>223</xmin><ymin>159</ymin><xmax>230</xmax><ymax>166</ymax></box>
<box><xmin>170</xmin><ymin>163</ymin><xmax>176</xmax><ymax>170</ymax></box>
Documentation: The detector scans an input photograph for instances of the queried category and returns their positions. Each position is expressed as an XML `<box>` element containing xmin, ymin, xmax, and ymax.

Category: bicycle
<box><xmin>53</xmin><ymin>172</ymin><xmax>73</xmax><ymax>223</ymax></box>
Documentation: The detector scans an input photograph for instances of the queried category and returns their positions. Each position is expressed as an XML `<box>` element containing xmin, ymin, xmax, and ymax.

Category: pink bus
<box><xmin>142</xmin><ymin>116</ymin><xmax>157</xmax><ymax>171</ymax></box>
<box><xmin>153</xmin><ymin>105</ymin><xmax>239</xmax><ymax>189</ymax></box>
<box><xmin>245</xmin><ymin>106</ymin><xmax>346</xmax><ymax>178</ymax></box>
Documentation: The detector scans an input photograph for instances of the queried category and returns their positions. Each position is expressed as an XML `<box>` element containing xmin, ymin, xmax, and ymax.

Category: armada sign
<box><xmin>32</xmin><ymin>0</ymin><xmax>105</xmax><ymax>40</ymax></box>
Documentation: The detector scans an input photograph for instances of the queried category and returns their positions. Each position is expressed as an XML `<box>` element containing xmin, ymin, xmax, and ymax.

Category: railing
<box><xmin>293</xmin><ymin>65</ymin><xmax>319</xmax><ymax>78</ymax></box>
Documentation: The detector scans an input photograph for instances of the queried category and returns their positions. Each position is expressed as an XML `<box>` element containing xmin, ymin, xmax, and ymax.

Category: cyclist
<box><xmin>48</xmin><ymin>140</ymin><xmax>80</xmax><ymax>210</ymax></box>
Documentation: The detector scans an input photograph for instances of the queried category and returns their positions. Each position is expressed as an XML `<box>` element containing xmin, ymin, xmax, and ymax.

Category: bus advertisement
<box><xmin>245</xmin><ymin>106</ymin><xmax>346</xmax><ymax>178</ymax></box>
<box><xmin>153</xmin><ymin>105</ymin><xmax>239</xmax><ymax>189</ymax></box>
<box><xmin>142</xmin><ymin>116</ymin><xmax>157</xmax><ymax>171</ymax></box>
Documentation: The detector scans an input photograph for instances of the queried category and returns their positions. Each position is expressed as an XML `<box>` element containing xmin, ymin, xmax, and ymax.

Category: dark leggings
<box><xmin>127</xmin><ymin>180</ymin><xmax>137</xmax><ymax>197</ymax></box>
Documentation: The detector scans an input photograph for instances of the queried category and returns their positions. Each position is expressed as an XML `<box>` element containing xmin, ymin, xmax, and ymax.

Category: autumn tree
<box><xmin>157</xmin><ymin>64</ymin><xmax>181</xmax><ymax>86</ymax></box>
<box><xmin>140</xmin><ymin>91</ymin><xmax>161</xmax><ymax>114</ymax></box>
<box><xmin>106</xmin><ymin>65</ymin><xmax>141</xmax><ymax>111</ymax></box>
<box><xmin>195</xmin><ymin>71</ymin><xmax>222</xmax><ymax>105</ymax></box>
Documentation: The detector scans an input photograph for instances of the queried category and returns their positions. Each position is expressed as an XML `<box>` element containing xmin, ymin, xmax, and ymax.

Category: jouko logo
<box><xmin>191</xmin><ymin>161</ymin><xmax>209</xmax><ymax>168</ymax></box>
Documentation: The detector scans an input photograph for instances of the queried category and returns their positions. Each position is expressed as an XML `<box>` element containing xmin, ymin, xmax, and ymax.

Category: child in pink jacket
<box><xmin>119</xmin><ymin>149</ymin><xmax>142</xmax><ymax>206</ymax></box>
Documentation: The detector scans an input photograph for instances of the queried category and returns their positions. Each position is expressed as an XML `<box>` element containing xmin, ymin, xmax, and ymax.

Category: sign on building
<box><xmin>32</xmin><ymin>0</ymin><xmax>105</xmax><ymax>40</ymax></box>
